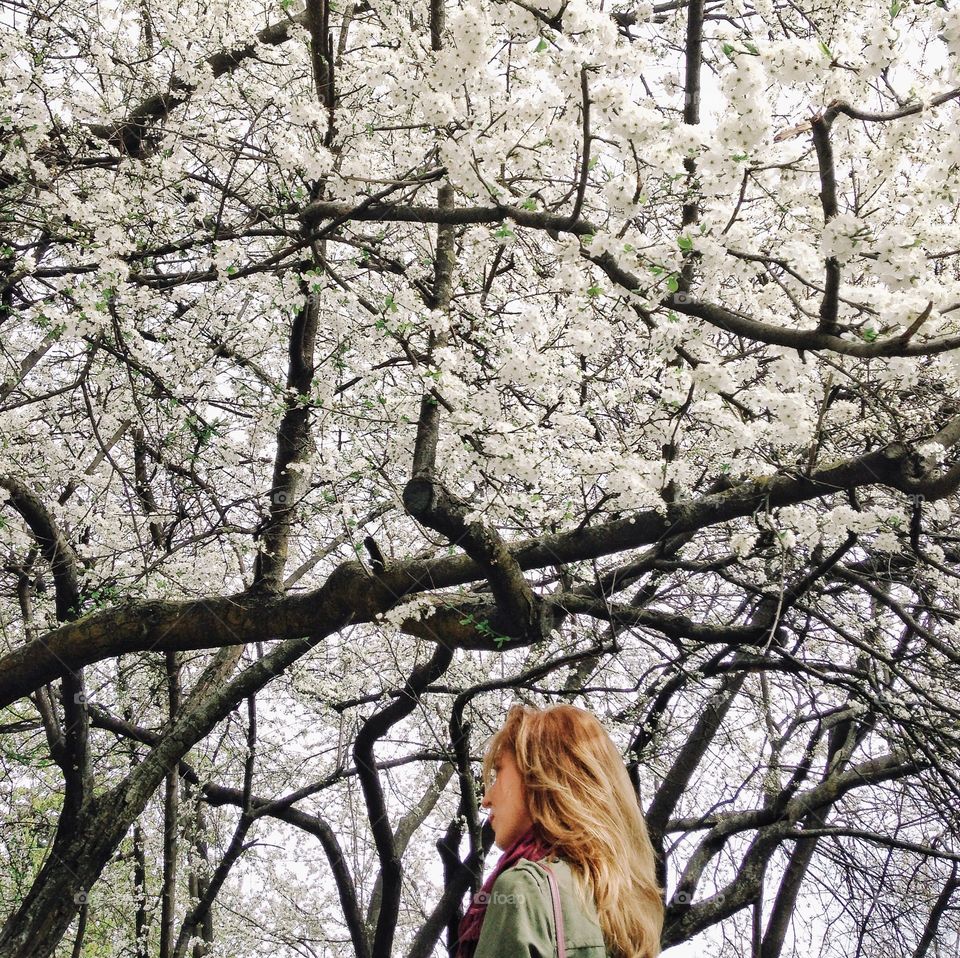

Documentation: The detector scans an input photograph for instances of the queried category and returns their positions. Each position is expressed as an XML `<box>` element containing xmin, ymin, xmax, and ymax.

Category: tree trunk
<box><xmin>0</xmin><ymin>788</ymin><xmax>134</xmax><ymax>958</ymax></box>
<box><xmin>159</xmin><ymin>652</ymin><xmax>181</xmax><ymax>958</ymax></box>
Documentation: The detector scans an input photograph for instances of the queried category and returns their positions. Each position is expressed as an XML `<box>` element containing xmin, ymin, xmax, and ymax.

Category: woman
<box><xmin>457</xmin><ymin>703</ymin><xmax>663</xmax><ymax>958</ymax></box>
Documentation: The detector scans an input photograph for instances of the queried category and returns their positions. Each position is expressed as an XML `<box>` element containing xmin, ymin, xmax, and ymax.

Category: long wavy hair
<box><xmin>482</xmin><ymin>703</ymin><xmax>663</xmax><ymax>958</ymax></box>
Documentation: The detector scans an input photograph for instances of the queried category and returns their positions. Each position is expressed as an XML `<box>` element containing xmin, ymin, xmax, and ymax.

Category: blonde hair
<box><xmin>483</xmin><ymin>704</ymin><xmax>663</xmax><ymax>958</ymax></box>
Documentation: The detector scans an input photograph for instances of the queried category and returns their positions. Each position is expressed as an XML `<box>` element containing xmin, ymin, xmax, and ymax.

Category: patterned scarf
<box><xmin>456</xmin><ymin>829</ymin><xmax>552</xmax><ymax>958</ymax></box>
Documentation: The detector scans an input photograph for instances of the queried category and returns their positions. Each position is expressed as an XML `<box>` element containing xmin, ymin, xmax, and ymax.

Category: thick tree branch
<box><xmin>913</xmin><ymin>862</ymin><xmax>960</xmax><ymax>957</ymax></box>
<box><xmin>680</xmin><ymin>0</ymin><xmax>704</xmax><ymax>252</ymax></box>
<box><xmin>305</xmin><ymin>0</ymin><xmax>335</xmax><ymax>142</ymax></box>
<box><xmin>0</xmin><ymin>477</ymin><xmax>81</xmax><ymax>619</ymax></box>
<box><xmin>253</xmin><ymin>288</ymin><xmax>319</xmax><ymax>591</ymax></box>
<box><xmin>354</xmin><ymin>643</ymin><xmax>454</xmax><ymax>958</ymax></box>
<box><xmin>664</xmin><ymin>294</ymin><xmax>960</xmax><ymax>357</ymax></box>
<box><xmin>85</xmin><ymin>14</ymin><xmax>309</xmax><ymax>157</ymax></box>
<box><xmin>810</xmin><ymin>109</ymin><xmax>841</xmax><ymax>335</ymax></box>
<box><xmin>366</xmin><ymin>763</ymin><xmax>455</xmax><ymax>932</ymax></box>
<box><xmin>3</xmin><ymin>433</ymin><xmax>959</xmax><ymax>707</ymax></box>
<box><xmin>555</xmin><ymin>594</ymin><xmax>767</xmax><ymax>645</ymax></box>
<box><xmin>402</xmin><ymin>479</ymin><xmax>558</xmax><ymax>642</ymax></box>
<box><xmin>0</xmin><ymin>477</ymin><xmax>91</xmax><ymax>821</ymax></box>
<box><xmin>773</xmin><ymin>87</ymin><xmax>960</xmax><ymax>138</ymax></box>
<box><xmin>568</xmin><ymin>65</ymin><xmax>593</xmax><ymax>226</ymax></box>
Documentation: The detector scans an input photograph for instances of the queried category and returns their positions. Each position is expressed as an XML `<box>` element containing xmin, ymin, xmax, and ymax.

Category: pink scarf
<box><xmin>456</xmin><ymin>829</ymin><xmax>552</xmax><ymax>958</ymax></box>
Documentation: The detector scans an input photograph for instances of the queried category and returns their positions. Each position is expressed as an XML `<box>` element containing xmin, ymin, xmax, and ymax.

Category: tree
<box><xmin>1</xmin><ymin>0</ymin><xmax>960</xmax><ymax>954</ymax></box>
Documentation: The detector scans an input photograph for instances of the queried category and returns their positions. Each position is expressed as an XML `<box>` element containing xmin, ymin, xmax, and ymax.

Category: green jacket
<box><xmin>474</xmin><ymin>857</ymin><xmax>611</xmax><ymax>958</ymax></box>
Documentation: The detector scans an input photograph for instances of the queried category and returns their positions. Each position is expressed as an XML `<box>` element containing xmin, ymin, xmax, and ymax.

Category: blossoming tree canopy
<box><xmin>1</xmin><ymin>0</ymin><xmax>960</xmax><ymax>955</ymax></box>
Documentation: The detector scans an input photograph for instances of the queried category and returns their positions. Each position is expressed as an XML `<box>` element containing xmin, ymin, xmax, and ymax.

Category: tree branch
<box><xmin>300</xmin><ymin>199</ymin><xmax>960</xmax><ymax>358</ymax></box>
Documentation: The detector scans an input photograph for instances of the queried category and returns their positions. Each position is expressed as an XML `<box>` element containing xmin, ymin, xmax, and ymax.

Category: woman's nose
<box><xmin>480</xmin><ymin>791</ymin><xmax>491</xmax><ymax>808</ymax></box>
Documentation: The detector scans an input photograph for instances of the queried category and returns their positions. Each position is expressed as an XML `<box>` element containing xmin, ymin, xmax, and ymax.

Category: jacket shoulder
<box><xmin>540</xmin><ymin>859</ymin><xmax>608</xmax><ymax>951</ymax></box>
<box><xmin>474</xmin><ymin>863</ymin><xmax>554</xmax><ymax>958</ymax></box>
<box><xmin>517</xmin><ymin>858</ymin><xmax>609</xmax><ymax>954</ymax></box>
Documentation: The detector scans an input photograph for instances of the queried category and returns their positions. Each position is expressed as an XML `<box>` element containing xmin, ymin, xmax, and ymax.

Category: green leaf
<box><xmin>667</xmin><ymin>275</ymin><xmax>680</xmax><ymax>293</ymax></box>
<box><xmin>494</xmin><ymin>225</ymin><xmax>514</xmax><ymax>239</ymax></box>
<box><xmin>818</xmin><ymin>40</ymin><xmax>833</xmax><ymax>58</ymax></box>
<box><xmin>722</xmin><ymin>41</ymin><xmax>736</xmax><ymax>59</ymax></box>
<box><xmin>743</xmin><ymin>41</ymin><xmax>759</xmax><ymax>56</ymax></box>
<box><xmin>678</xmin><ymin>235</ymin><xmax>693</xmax><ymax>252</ymax></box>
<box><xmin>889</xmin><ymin>0</ymin><xmax>902</xmax><ymax>15</ymax></box>
<box><xmin>534</xmin><ymin>38</ymin><xmax>549</xmax><ymax>53</ymax></box>
<box><xmin>862</xmin><ymin>327</ymin><xmax>879</xmax><ymax>342</ymax></box>
<box><xmin>521</xmin><ymin>197</ymin><xmax>538</xmax><ymax>210</ymax></box>
<box><xmin>586</xmin><ymin>284</ymin><xmax>603</xmax><ymax>298</ymax></box>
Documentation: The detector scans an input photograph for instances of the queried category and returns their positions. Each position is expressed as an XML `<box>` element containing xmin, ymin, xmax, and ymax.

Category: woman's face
<box><xmin>481</xmin><ymin>748</ymin><xmax>533</xmax><ymax>849</ymax></box>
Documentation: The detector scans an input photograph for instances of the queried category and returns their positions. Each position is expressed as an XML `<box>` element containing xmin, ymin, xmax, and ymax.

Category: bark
<box><xmin>0</xmin><ymin>788</ymin><xmax>148</xmax><ymax>958</ymax></box>
<box><xmin>84</xmin><ymin>14</ymin><xmax>309</xmax><ymax>157</ymax></box>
